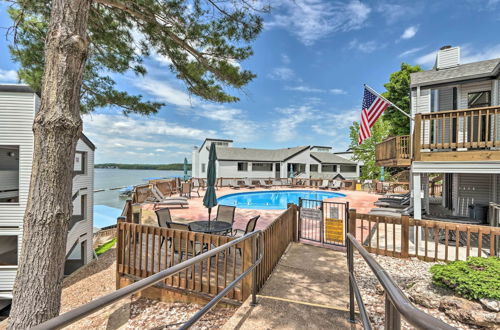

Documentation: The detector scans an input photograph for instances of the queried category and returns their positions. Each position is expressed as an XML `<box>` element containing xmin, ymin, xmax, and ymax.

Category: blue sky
<box><xmin>1</xmin><ymin>0</ymin><xmax>500</xmax><ymax>164</ymax></box>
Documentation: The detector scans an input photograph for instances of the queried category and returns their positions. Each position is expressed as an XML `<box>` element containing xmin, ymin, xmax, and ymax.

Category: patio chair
<box><xmin>233</xmin><ymin>215</ymin><xmax>260</xmax><ymax>255</ymax></box>
<box><xmin>319</xmin><ymin>179</ymin><xmax>329</xmax><ymax>189</ymax></box>
<box><xmin>329</xmin><ymin>180</ymin><xmax>342</xmax><ymax>190</ymax></box>
<box><xmin>191</xmin><ymin>179</ymin><xmax>201</xmax><ymax>197</ymax></box>
<box><xmin>259</xmin><ymin>179</ymin><xmax>272</xmax><ymax>189</ymax></box>
<box><xmin>167</xmin><ymin>222</ymin><xmax>203</xmax><ymax>259</ymax></box>
<box><xmin>155</xmin><ymin>208</ymin><xmax>173</xmax><ymax>228</ymax></box>
<box><xmin>150</xmin><ymin>185</ymin><xmax>189</xmax><ymax>208</ymax></box>
<box><xmin>180</xmin><ymin>182</ymin><xmax>192</xmax><ymax>198</ymax></box>
<box><xmin>215</xmin><ymin>205</ymin><xmax>236</xmax><ymax>234</ymax></box>
<box><xmin>236</xmin><ymin>179</ymin><xmax>249</xmax><ymax>188</ymax></box>
<box><xmin>245</xmin><ymin>179</ymin><xmax>256</xmax><ymax>189</ymax></box>
<box><xmin>272</xmin><ymin>179</ymin><xmax>282</xmax><ymax>187</ymax></box>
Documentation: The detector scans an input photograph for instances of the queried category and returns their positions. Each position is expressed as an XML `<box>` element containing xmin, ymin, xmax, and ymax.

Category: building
<box><xmin>192</xmin><ymin>138</ymin><xmax>360</xmax><ymax>180</ymax></box>
<box><xmin>0</xmin><ymin>85</ymin><xmax>95</xmax><ymax>302</ymax></box>
<box><xmin>376</xmin><ymin>46</ymin><xmax>500</xmax><ymax>222</ymax></box>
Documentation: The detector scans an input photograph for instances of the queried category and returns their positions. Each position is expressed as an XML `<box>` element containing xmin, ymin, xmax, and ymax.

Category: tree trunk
<box><xmin>8</xmin><ymin>1</ymin><xmax>91</xmax><ymax>329</ymax></box>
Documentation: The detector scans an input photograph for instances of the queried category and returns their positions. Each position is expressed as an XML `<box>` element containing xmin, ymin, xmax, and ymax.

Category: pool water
<box><xmin>217</xmin><ymin>190</ymin><xmax>345</xmax><ymax>210</ymax></box>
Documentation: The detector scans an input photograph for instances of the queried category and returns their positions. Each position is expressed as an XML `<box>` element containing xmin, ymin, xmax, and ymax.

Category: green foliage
<box><xmin>348</xmin><ymin>119</ymin><xmax>391</xmax><ymax>180</ymax></box>
<box><xmin>430</xmin><ymin>257</ymin><xmax>500</xmax><ymax>300</ymax></box>
<box><xmin>7</xmin><ymin>0</ymin><xmax>266</xmax><ymax>114</ymax></box>
<box><xmin>381</xmin><ymin>63</ymin><xmax>422</xmax><ymax>136</ymax></box>
<box><xmin>94</xmin><ymin>238</ymin><xmax>117</xmax><ymax>256</ymax></box>
<box><xmin>95</xmin><ymin>163</ymin><xmax>190</xmax><ymax>170</ymax></box>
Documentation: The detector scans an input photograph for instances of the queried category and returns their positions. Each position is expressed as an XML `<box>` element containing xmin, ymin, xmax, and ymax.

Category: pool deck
<box><xmin>139</xmin><ymin>187</ymin><xmax>379</xmax><ymax>233</ymax></box>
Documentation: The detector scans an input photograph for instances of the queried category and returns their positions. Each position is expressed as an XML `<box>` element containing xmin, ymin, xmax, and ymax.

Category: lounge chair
<box><xmin>236</xmin><ymin>179</ymin><xmax>248</xmax><ymax>188</ymax></box>
<box><xmin>369</xmin><ymin>206</ymin><xmax>424</xmax><ymax>218</ymax></box>
<box><xmin>150</xmin><ymin>185</ymin><xmax>189</xmax><ymax>208</ymax></box>
<box><xmin>272</xmin><ymin>179</ymin><xmax>282</xmax><ymax>187</ymax></box>
<box><xmin>330</xmin><ymin>180</ymin><xmax>342</xmax><ymax>190</ymax></box>
<box><xmin>216</xmin><ymin>205</ymin><xmax>236</xmax><ymax>235</ymax></box>
<box><xmin>319</xmin><ymin>179</ymin><xmax>330</xmax><ymax>189</ymax></box>
<box><xmin>229</xmin><ymin>180</ymin><xmax>241</xmax><ymax>189</ymax></box>
<box><xmin>245</xmin><ymin>179</ymin><xmax>256</xmax><ymax>189</ymax></box>
<box><xmin>259</xmin><ymin>179</ymin><xmax>272</xmax><ymax>189</ymax></box>
<box><xmin>374</xmin><ymin>196</ymin><xmax>410</xmax><ymax>208</ymax></box>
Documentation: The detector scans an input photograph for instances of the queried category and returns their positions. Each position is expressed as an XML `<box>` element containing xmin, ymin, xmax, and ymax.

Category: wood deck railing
<box><xmin>415</xmin><ymin>106</ymin><xmax>500</xmax><ymax>161</ymax></box>
<box><xmin>116</xmin><ymin>205</ymin><xmax>297</xmax><ymax>302</ymax></box>
<box><xmin>349</xmin><ymin>210</ymin><xmax>500</xmax><ymax>262</ymax></box>
<box><xmin>375</xmin><ymin>135</ymin><xmax>411</xmax><ymax>167</ymax></box>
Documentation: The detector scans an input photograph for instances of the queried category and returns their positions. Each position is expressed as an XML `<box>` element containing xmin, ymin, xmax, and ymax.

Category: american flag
<box><xmin>358</xmin><ymin>87</ymin><xmax>390</xmax><ymax>144</ymax></box>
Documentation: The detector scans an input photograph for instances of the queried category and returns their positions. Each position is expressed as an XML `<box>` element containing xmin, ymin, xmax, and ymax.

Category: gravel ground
<box><xmin>353</xmin><ymin>254</ymin><xmax>477</xmax><ymax>330</ymax></box>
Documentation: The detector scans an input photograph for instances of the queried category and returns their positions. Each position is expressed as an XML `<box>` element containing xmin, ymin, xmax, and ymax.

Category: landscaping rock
<box><xmin>407</xmin><ymin>280</ymin><xmax>443</xmax><ymax>309</ymax></box>
<box><xmin>441</xmin><ymin>296</ymin><xmax>500</xmax><ymax>329</ymax></box>
<box><xmin>480</xmin><ymin>298</ymin><xmax>500</xmax><ymax>312</ymax></box>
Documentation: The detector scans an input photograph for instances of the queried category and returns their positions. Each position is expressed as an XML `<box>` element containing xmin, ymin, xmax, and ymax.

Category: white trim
<box><xmin>412</xmin><ymin>161</ymin><xmax>500</xmax><ymax>174</ymax></box>
<box><xmin>413</xmin><ymin>172</ymin><xmax>422</xmax><ymax>220</ymax></box>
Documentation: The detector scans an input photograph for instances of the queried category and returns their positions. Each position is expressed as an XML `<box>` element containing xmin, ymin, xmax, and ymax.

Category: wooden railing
<box><xmin>255</xmin><ymin>204</ymin><xmax>297</xmax><ymax>291</ymax></box>
<box><xmin>375</xmin><ymin>135</ymin><xmax>411</xmax><ymax>167</ymax></box>
<box><xmin>415</xmin><ymin>106</ymin><xmax>500</xmax><ymax>161</ymax></box>
<box><xmin>349</xmin><ymin>210</ymin><xmax>500</xmax><ymax>262</ymax></box>
<box><xmin>116</xmin><ymin>205</ymin><xmax>297</xmax><ymax>302</ymax></box>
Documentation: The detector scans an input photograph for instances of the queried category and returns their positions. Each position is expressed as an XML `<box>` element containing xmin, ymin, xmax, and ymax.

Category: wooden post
<box><xmin>349</xmin><ymin>209</ymin><xmax>357</xmax><ymax>239</ymax></box>
<box><xmin>414</xmin><ymin>113</ymin><xmax>422</xmax><ymax>161</ymax></box>
<box><xmin>241</xmin><ymin>237</ymin><xmax>253</xmax><ymax>300</ymax></box>
<box><xmin>401</xmin><ymin>215</ymin><xmax>410</xmax><ymax>258</ymax></box>
<box><xmin>116</xmin><ymin>216</ymin><xmax>126</xmax><ymax>289</ymax></box>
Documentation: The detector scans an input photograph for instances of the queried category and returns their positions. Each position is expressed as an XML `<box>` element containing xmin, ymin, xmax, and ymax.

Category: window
<box><xmin>74</xmin><ymin>151</ymin><xmax>86</xmax><ymax>175</ymax></box>
<box><xmin>340</xmin><ymin>165</ymin><xmax>357</xmax><ymax>172</ymax></box>
<box><xmin>321</xmin><ymin>164</ymin><xmax>337</xmax><ymax>172</ymax></box>
<box><xmin>201</xmin><ymin>164</ymin><xmax>206</xmax><ymax>173</ymax></box>
<box><xmin>252</xmin><ymin>163</ymin><xmax>272</xmax><ymax>171</ymax></box>
<box><xmin>237</xmin><ymin>162</ymin><xmax>248</xmax><ymax>171</ymax></box>
<box><xmin>81</xmin><ymin>194</ymin><xmax>87</xmax><ymax>219</ymax></box>
<box><xmin>0</xmin><ymin>145</ymin><xmax>20</xmax><ymax>203</ymax></box>
<box><xmin>0</xmin><ymin>235</ymin><xmax>18</xmax><ymax>266</ymax></box>
<box><xmin>468</xmin><ymin>91</ymin><xmax>491</xmax><ymax>108</ymax></box>
<box><xmin>213</xmin><ymin>141</ymin><xmax>228</xmax><ymax>147</ymax></box>
<box><xmin>310</xmin><ymin>164</ymin><xmax>318</xmax><ymax>172</ymax></box>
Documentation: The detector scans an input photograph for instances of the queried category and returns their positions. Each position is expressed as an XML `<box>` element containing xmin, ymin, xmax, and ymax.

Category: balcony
<box><xmin>414</xmin><ymin>106</ymin><xmax>500</xmax><ymax>161</ymax></box>
<box><xmin>375</xmin><ymin>135</ymin><xmax>411</xmax><ymax>167</ymax></box>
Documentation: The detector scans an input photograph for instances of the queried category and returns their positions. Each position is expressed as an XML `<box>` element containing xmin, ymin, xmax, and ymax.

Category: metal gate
<box><xmin>298</xmin><ymin>198</ymin><xmax>349</xmax><ymax>247</ymax></box>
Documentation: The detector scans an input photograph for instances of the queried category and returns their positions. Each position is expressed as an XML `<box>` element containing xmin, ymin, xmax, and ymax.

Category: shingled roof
<box><xmin>215</xmin><ymin>145</ymin><xmax>310</xmax><ymax>162</ymax></box>
<box><xmin>411</xmin><ymin>58</ymin><xmax>500</xmax><ymax>87</ymax></box>
<box><xmin>310</xmin><ymin>152</ymin><xmax>356</xmax><ymax>164</ymax></box>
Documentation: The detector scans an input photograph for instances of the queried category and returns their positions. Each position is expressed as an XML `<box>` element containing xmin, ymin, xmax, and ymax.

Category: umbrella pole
<box><xmin>208</xmin><ymin>208</ymin><xmax>211</xmax><ymax>223</ymax></box>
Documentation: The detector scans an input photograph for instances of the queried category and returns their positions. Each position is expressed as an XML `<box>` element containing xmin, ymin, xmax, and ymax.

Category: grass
<box><xmin>95</xmin><ymin>238</ymin><xmax>117</xmax><ymax>256</ymax></box>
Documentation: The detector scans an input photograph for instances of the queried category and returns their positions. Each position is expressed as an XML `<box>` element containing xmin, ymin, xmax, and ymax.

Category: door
<box><xmin>275</xmin><ymin>163</ymin><xmax>280</xmax><ymax>178</ymax></box>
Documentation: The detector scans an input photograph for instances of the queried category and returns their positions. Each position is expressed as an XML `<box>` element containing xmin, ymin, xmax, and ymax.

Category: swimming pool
<box><xmin>217</xmin><ymin>190</ymin><xmax>345</xmax><ymax>210</ymax></box>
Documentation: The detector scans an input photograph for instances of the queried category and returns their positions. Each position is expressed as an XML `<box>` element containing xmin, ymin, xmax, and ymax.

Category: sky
<box><xmin>1</xmin><ymin>0</ymin><xmax>500</xmax><ymax>164</ymax></box>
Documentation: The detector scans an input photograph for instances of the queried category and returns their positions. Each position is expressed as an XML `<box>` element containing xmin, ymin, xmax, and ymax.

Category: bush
<box><xmin>94</xmin><ymin>238</ymin><xmax>117</xmax><ymax>256</ymax></box>
<box><xmin>429</xmin><ymin>257</ymin><xmax>500</xmax><ymax>300</ymax></box>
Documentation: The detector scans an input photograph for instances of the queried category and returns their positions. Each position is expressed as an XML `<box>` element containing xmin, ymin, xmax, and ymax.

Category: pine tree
<box><xmin>6</xmin><ymin>1</ymin><xmax>266</xmax><ymax>328</ymax></box>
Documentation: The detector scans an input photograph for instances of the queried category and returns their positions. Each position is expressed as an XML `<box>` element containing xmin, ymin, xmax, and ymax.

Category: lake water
<box><xmin>93</xmin><ymin>168</ymin><xmax>188</xmax><ymax>227</ymax></box>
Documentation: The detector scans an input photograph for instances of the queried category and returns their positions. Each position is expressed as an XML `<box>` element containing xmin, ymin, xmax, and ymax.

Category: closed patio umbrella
<box><xmin>203</xmin><ymin>143</ymin><xmax>217</xmax><ymax>222</ymax></box>
<box><xmin>289</xmin><ymin>165</ymin><xmax>294</xmax><ymax>178</ymax></box>
<box><xmin>183</xmin><ymin>157</ymin><xmax>189</xmax><ymax>181</ymax></box>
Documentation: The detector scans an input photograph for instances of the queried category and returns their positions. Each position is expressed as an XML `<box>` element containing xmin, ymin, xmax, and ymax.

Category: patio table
<box><xmin>189</xmin><ymin>220</ymin><xmax>231</xmax><ymax>234</ymax></box>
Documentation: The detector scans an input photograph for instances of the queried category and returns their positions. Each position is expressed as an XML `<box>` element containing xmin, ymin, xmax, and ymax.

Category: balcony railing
<box><xmin>415</xmin><ymin>106</ymin><xmax>500</xmax><ymax>161</ymax></box>
<box><xmin>375</xmin><ymin>135</ymin><xmax>411</xmax><ymax>167</ymax></box>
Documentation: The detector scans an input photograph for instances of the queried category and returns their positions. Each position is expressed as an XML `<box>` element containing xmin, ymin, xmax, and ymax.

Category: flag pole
<box><xmin>364</xmin><ymin>84</ymin><xmax>413</xmax><ymax>120</ymax></box>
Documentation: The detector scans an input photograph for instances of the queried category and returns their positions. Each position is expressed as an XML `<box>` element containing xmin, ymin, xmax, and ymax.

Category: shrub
<box><xmin>95</xmin><ymin>238</ymin><xmax>117</xmax><ymax>256</ymax></box>
<box><xmin>429</xmin><ymin>257</ymin><xmax>500</xmax><ymax>300</ymax></box>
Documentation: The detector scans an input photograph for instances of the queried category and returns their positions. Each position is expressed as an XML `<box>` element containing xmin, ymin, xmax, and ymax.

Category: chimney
<box><xmin>435</xmin><ymin>46</ymin><xmax>460</xmax><ymax>70</ymax></box>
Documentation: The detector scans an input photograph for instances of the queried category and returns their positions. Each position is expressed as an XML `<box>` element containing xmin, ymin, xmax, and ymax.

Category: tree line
<box><xmin>95</xmin><ymin>163</ymin><xmax>192</xmax><ymax>170</ymax></box>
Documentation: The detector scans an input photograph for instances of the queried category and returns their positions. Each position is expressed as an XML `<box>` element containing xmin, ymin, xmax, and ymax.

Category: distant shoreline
<box><xmin>95</xmin><ymin>163</ymin><xmax>191</xmax><ymax>171</ymax></box>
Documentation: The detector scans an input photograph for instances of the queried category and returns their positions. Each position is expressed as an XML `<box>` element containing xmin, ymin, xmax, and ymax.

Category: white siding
<box><xmin>456</xmin><ymin>174</ymin><xmax>492</xmax><ymax>217</ymax></box>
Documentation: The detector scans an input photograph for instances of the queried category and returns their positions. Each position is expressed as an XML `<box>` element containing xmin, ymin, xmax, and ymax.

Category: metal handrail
<box><xmin>347</xmin><ymin>233</ymin><xmax>455</xmax><ymax>330</ymax></box>
<box><xmin>32</xmin><ymin>230</ymin><xmax>263</xmax><ymax>330</ymax></box>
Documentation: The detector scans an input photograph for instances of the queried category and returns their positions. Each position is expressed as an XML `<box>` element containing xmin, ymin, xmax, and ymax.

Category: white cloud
<box><xmin>273</xmin><ymin>105</ymin><xmax>319</xmax><ymax>142</ymax></box>
<box><xmin>134</xmin><ymin>77</ymin><xmax>194</xmax><ymax>107</ymax></box>
<box><xmin>349</xmin><ymin>39</ymin><xmax>381</xmax><ymax>53</ymax></box>
<box><xmin>267</xmin><ymin>0</ymin><xmax>371</xmax><ymax>46</ymax></box>
<box><xmin>376</xmin><ymin>2</ymin><xmax>423</xmax><ymax>25</ymax></box>
<box><xmin>281</xmin><ymin>54</ymin><xmax>291</xmax><ymax>64</ymax></box>
<box><xmin>0</xmin><ymin>69</ymin><xmax>18</xmax><ymax>82</ymax></box>
<box><xmin>311</xmin><ymin>109</ymin><xmax>359</xmax><ymax>138</ymax></box>
<box><xmin>400</xmin><ymin>25</ymin><xmax>419</xmax><ymax>40</ymax></box>
<box><xmin>268</xmin><ymin>67</ymin><xmax>295</xmax><ymax>80</ymax></box>
<box><xmin>330</xmin><ymin>88</ymin><xmax>347</xmax><ymax>95</ymax></box>
<box><xmin>415</xmin><ymin>50</ymin><xmax>437</xmax><ymax>67</ymax></box>
<box><xmin>399</xmin><ymin>46</ymin><xmax>426</xmax><ymax>58</ymax></box>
